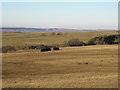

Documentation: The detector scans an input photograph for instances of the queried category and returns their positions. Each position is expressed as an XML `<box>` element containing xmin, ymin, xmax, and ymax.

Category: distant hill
<box><xmin>0</xmin><ymin>27</ymin><xmax>117</xmax><ymax>33</ymax></box>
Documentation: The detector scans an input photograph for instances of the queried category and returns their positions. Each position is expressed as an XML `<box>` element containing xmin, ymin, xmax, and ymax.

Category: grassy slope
<box><xmin>2</xmin><ymin>31</ymin><xmax>118</xmax><ymax>47</ymax></box>
<box><xmin>3</xmin><ymin>45</ymin><xmax>118</xmax><ymax>88</ymax></box>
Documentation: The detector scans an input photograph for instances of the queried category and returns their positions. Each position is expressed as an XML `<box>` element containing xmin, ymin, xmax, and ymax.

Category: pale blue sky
<box><xmin>2</xmin><ymin>2</ymin><xmax>118</xmax><ymax>29</ymax></box>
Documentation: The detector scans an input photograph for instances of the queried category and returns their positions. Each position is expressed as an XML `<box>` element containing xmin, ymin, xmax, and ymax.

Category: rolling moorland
<box><xmin>2</xmin><ymin>30</ymin><xmax>118</xmax><ymax>47</ymax></box>
<box><xmin>2</xmin><ymin>30</ymin><xmax>119</xmax><ymax>88</ymax></box>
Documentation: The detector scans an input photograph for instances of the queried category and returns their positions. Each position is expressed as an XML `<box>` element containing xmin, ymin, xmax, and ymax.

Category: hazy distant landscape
<box><xmin>1</xmin><ymin>27</ymin><xmax>117</xmax><ymax>33</ymax></box>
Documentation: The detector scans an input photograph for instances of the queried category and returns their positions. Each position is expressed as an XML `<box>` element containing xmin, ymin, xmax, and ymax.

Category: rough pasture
<box><xmin>3</xmin><ymin>45</ymin><xmax>118</xmax><ymax>88</ymax></box>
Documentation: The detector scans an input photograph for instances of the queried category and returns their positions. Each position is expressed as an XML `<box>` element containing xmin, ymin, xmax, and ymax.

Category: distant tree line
<box><xmin>63</xmin><ymin>39</ymin><xmax>86</xmax><ymax>47</ymax></box>
<box><xmin>87</xmin><ymin>34</ymin><xmax>120</xmax><ymax>45</ymax></box>
<box><xmin>63</xmin><ymin>34</ymin><xmax>120</xmax><ymax>47</ymax></box>
<box><xmin>41</xmin><ymin>32</ymin><xmax>63</xmax><ymax>36</ymax></box>
<box><xmin>1</xmin><ymin>34</ymin><xmax>120</xmax><ymax>53</ymax></box>
<box><xmin>2</xmin><ymin>46</ymin><xmax>16</xmax><ymax>53</ymax></box>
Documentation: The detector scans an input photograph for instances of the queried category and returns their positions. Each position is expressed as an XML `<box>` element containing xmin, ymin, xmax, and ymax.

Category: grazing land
<box><xmin>2</xmin><ymin>31</ymin><xmax>118</xmax><ymax>47</ymax></box>
<box><xmin>2</xmin><ymin>31</ymin><xmax>118</xmax><ymax>88</ymax></box>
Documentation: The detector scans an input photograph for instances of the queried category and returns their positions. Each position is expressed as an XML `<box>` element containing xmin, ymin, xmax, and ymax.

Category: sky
<box><xmin>1</xmin><ymin>2</ymin><xmax>118</xmax><ymax>29</ymax></box>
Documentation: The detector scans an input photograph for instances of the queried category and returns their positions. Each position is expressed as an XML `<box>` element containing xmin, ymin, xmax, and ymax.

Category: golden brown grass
<box><xmin>2</xmin><ymin>31</ymin><xmax>118</xmax><ymax>47</ymax></box>
<box><xmin>2</xmin><ymin>45</ymin><xmax>118</xmax><ymax>88</ymax></box>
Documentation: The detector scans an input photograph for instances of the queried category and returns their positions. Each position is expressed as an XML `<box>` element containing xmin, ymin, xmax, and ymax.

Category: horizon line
<box><xmin>0</xmin><ymin>27</ymin><xmax>118</xmax><ymax>30</ymax></box>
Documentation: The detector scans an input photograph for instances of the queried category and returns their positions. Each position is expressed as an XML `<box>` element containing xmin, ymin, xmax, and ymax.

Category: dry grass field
<box><xmin>2</xmin><ymin>31</ymin><xmax>118</xmax><ymax>47</ymax></box>
<box><xmin>2</xmin><ymin>45</ymin><xmax>118</xmax><ymax>88</ymax></box>
<box><xmin>2</xmin><ymin>1</ymin><xmax>119</xmax><ymax>88</ymax></box>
